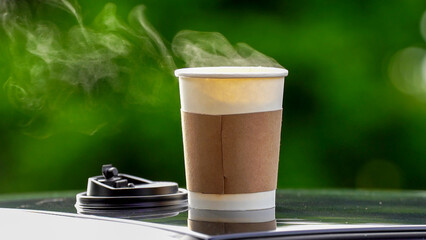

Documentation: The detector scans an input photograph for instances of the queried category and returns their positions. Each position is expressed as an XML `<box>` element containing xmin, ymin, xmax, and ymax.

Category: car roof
<box><xmin>0</xmin><ymin>189</ymin><xmax>425</xmax><ymax>239</ymax></box>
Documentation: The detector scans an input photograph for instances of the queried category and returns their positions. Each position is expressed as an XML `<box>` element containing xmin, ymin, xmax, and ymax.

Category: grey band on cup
<box><xmin>188</xmin><ymin>207</ymin><xmax>275</xmax><ymax>223</ymax></box>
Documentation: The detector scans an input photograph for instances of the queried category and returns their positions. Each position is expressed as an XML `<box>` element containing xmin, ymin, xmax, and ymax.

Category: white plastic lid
<box><xmin>175</xmin><ymin>66</ymin><xmax>288</xmax><ymax>78</ymax></box>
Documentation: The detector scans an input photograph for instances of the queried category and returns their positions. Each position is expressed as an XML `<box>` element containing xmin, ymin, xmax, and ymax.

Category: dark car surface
<box><xmin>0</xmin><ymin>189</ymin><xmax>425</xmax><ymax>239</ymax></box>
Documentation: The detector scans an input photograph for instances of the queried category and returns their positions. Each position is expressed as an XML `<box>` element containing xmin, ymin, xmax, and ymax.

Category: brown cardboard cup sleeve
<box><xmin>181</xmin><ymin>109</ymin><xmax>282</xmax><ymax>194</ymax></box>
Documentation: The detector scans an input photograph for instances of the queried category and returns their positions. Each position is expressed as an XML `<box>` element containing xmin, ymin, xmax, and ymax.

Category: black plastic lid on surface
<box><xmin>75</xmin><ymin>164</ymin><xmax>187</xmax><ymax>216</ymax></box>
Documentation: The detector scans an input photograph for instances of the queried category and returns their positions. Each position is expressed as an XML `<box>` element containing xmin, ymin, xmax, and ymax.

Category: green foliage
<box><xmin>0</xmin><ymin>0</ymin><xmax>425</xmax><ymax>193</ymax></box>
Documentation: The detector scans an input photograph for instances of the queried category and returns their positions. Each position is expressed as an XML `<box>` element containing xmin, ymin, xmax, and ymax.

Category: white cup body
<box><xmin>177</xmin><ymin>66</ymin><xmax>287</xmax><ymax>115</ymax></box>
<box><xmin>176</xmin><ymin>66</ymin><xmax>288</xmax><ymax>210</ymax></box>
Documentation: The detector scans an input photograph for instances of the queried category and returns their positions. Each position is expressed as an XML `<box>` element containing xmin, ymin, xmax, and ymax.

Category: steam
<box><xmin>0</xmin><ymin>0</ymin><xmax>175</xmax><ymax>135</ymax></box>
<box><xmin>0</xmin><ymin>0</ymin><xmax>283</xmax><ymax>135</ymax></box>
<box><xmin>172</xmin><ymin>30</ymin><xmax>282</xmax><ymax>68</ymax></box>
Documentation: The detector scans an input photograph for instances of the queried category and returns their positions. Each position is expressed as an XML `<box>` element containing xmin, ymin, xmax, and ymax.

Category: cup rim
<box><xmin>175</xmin><ymin>66</ymin><xmax>288</xmax><ymax>78</ymax></box>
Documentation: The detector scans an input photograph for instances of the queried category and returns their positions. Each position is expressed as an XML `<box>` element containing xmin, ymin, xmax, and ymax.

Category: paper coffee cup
<box><xmin>188</xmin><ymin>208</ymin><xmax>276</xmax><ymax>235</ymax></box>
<box><xmin>175</xmin><ymin>66</ymin><xmax>288</xmax><ymax>211</ymax></box>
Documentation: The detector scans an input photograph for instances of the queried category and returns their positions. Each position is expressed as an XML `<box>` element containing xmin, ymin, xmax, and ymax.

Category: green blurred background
<box><xmin>0</xmin><ymin>0</ymin><xmax>425</xmax><ymax>193</ymax></box>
